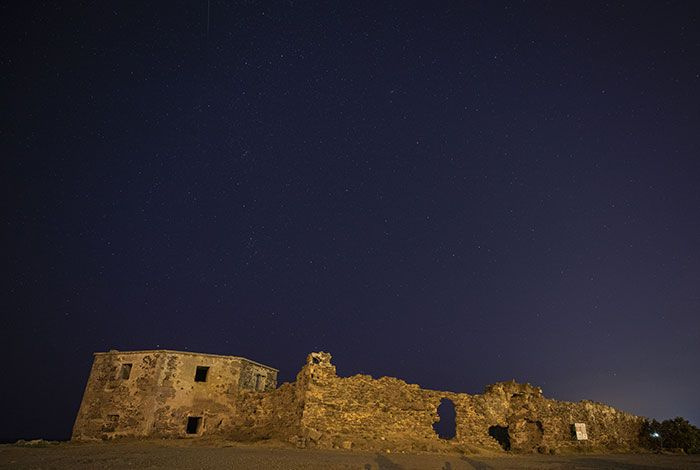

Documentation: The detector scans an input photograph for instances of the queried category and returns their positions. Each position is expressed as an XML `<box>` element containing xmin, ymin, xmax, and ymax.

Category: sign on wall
<box><xmin>574</xmin><ymin>422</ymin><xmax>588</xmax><ymax>440</ymax></box>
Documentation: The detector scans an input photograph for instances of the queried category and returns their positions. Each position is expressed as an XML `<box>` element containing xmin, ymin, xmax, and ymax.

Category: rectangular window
<box><xmin>254</xmin><ymin>374</ymin><xmax>266</xmax><ymax>391</ymax></box>
<box><xmin>120</xmin><ymin>363</ymin><xmax>132</xmax><ymax>380</ymax></box>
<box><xmin>194</xmin><ymin>366</ymin><xmax>209</xmax><ymax>382</ymax></box>
<box><xmin>186</xmin><ymin>416</ymin><xmax>202</xmax><ymax>434</ymax></box>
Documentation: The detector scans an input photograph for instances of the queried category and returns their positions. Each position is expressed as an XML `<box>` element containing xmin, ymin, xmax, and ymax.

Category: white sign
<box><xmin>574</xmin><ymin>423</ymin><xmax>588</xmax><ymax>440</ymax></box>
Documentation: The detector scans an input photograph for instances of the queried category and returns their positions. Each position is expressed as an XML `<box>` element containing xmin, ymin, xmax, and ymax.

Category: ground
<box><xmin>1</xmin><ymin>441</ymin><xmax>699</xmax><ymax>470</ymax></box>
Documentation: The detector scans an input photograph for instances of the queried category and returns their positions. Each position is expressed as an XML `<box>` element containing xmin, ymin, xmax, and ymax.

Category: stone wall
<box><xmin>287</xmin><ymin>352</ymin><xmax>644</xmax><ymax>453</ymax></box>
<box><xmin>149</xmin><ymin>351</ymin><xmax>243</xmax><ymax>437</ymax></box>
<box><xmin>455</xmin><ymin>380</ymin><xmax>643</xmax><ymax>453</ymax></box>
<box><xmin>72</xmin><ymin>351</ymin><xmax>164</xmax><ymax>440</ymax></box>
<box><xmin>226</xmin><ymin>382</ymin><xmax>304</xmax><ymax>441</ymax></box>
<box><xmin>293</xmin><ymin>352</ymin><xmax>451</xmax><ymax>451</ymax></box>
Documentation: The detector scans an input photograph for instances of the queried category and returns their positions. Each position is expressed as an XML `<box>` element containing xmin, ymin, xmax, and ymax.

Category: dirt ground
<box><xmin>1</xmin><ymin>440</ymin><xmax>699</xmax><ymax>470</ymax></box>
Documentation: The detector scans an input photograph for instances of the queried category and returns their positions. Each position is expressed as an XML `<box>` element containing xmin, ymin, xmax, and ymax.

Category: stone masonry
<box><xmin>72</xmin><ymin>350</ymin><xmax>278</xmax><ymax>440</ymax></box>
<box><xmin>72</xmin><ymin>350</ymin><xmax>644</xmax><ymax>453</ymax></box>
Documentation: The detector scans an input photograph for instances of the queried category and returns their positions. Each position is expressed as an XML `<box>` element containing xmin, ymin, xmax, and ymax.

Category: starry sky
<box><xmin>3</xmin><ymin>1</ymin><xmax>699</xmax><ymax>442</ymax></box>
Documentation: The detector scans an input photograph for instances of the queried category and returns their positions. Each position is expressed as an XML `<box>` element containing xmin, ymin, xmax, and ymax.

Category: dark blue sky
<box><xmin>3</xmin><ymin>1</ymin><xmax>699</xmax><ymax>442</ymax></box>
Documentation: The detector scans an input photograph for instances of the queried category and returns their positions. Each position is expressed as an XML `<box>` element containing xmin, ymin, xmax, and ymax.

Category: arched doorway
<box><xmin>433</xmin><ymin>398</ymin><xmax>456</xmax><ymax>440</ymax></box>
<box><xmin>488</xmin><ymin>425</ymin><xmax>510</xmax><ymax>450</ymax></box>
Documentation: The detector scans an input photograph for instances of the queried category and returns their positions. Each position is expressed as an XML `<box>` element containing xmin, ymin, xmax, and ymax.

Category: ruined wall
<box><xmin>292</xmin><ymin>352</ymin><xmax>452</xmax><ymax>451</ymax></box>
<box><xmin>72</xmin><ymin>351</ymin><xmax>163</xmax><ymax>440</ymax></box>
<box><xmin>288</xmin><ymin>352</ymin><xmax>644</xmax><ymax>453</ymax></box>
<box><xmin>149</xmin><ymin>352</ymin><xmax>243</xmax><ymax>437</ymax></box>
<box><xmin>238</xmin><ymin>359</ymin><xmax>278</xmax><ymax>392</ymax></box>
<box><xmin>226</xmin><ymin>383</ymin><xmax>304</xmax><ymax>441</ymax></box>
<box><xmin>455</xmin><ymin>381</ymin><xmax>643</xmax><ymax>453</ymax></box>
<box><xmin>72</xmin><ymin>350</ymin><xmax>278</xmax><ymax>440</ymax></box>
<box><xmin>73</xmin><ymin>349</ymin><xmax>645</xmax><ymax>454</ymax></box>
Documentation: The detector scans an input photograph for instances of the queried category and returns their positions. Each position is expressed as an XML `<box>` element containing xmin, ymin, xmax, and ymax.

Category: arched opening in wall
<box><xmin>488</xmin><ymin>425</ymin><xmax>510</xmax><ymax>451</ymax></box>
<box><xmin>432</xmin><ymin>398</ymin><xmax>456</xmax><ymax>440</ymax></box>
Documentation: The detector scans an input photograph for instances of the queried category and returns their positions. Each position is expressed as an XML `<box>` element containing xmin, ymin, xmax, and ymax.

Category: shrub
<box><xmin>640</xmin><ymin>417</ymin><xmax>700</xmax><ymax>454</ymax></box>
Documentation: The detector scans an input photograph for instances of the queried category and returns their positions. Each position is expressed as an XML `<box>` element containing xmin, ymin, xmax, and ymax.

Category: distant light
<box><xmin>651</xmin><ymin>432</ymin><xmax>660</xmax><ymax>438</ymax></box>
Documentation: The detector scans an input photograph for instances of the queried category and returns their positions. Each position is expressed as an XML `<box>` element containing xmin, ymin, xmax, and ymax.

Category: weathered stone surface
<box><xmin>291</xmin><ymin>353</ymin><xmax>644</xmax><ymax>453</ymax></box>
<box><xmin>72</xmin><ymin>350</ymin><xmax>278</xmax><ymax>440</ymax></box>
<box><xmin>72</xmin><ymin>350</ymin><xmax>644</xmax><ymax>454</ymax></box>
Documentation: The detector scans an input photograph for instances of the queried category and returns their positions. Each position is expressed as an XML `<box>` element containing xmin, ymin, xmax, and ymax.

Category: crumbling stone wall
<box><xmin>287</xmin><ymin>352</ymin><xmax>644</xmax><ymax>453</ymax></box>
<box><xmin>291</xmin><ymin>352</ymin><xmax>454</xmax><ymax>451</ymax></box>
<box><xmin>72</xmin><ymin>351</ymin><xmax>164</xmax><ymax>439</ymax></box>
<box><xmin>226</xmin><ymin>382</ymin><xmax>304</xmax><ymax>441</ymax></box>
<box><xmin>455</xmin><ymin>380</ymin><xmax>643</xmax><ymax>453</ymax></box>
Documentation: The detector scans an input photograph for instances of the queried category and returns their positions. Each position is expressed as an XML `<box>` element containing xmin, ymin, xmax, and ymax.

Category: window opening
<box><xmin>254</xmin><ymin>374</ymin><xmax>266</xmax><ymax>391</ymax></box>
<box><xmin>194</xmin><ymin>366</ymin><xmax>209</xmax><ymax>382</ymax></box>
<box><xmin>186</xmin><ymin>416</ymin><xmax>202</xmax><ymax>434</ymax></box>
<box><xmin>489</xmin><ymin>425</ymin><xmax>511</xmax><ymax>450</ymax></box>
<box><xmin>120</xmin><ymin>363</ymin><xmax>132</xmax><ymax>380</ymax></box>
<box><xmin>432</xmin><ymin>398</ymin><xmax>456</xmax><ymax>440</ymax></box>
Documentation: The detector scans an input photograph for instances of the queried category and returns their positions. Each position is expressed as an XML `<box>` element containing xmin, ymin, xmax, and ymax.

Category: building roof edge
<box><xmin>92</xmin><ymin>349</ymin><xmax>278</xmax><ymax>371</ymax></box>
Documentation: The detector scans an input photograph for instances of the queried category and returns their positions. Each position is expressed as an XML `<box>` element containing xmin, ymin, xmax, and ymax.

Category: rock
<box><xmin>15</xmin><ymin>439</ymin><xmax>57</xmax><ymax>447</ymax></box>
<box><xmin>306</xmin><ymin>428</ymin><xmax>322</xmax><ymax>442</ymax></box>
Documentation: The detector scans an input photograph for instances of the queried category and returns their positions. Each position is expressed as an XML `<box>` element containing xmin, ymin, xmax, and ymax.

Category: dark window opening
<box><xmin>194</xmin><ymin>366</ymin><xmax>209</xmax><ymax>382</ymax></box>
<box><xmin>489</xmin><ymin>425</ymin><xmax>511</xmax><ymax>451</ymax></box>
<box><xmin>186</xmin><ymin>416</ymin><xmax>202</xmax><ymax>434</ymax></box>
<box><xmin>432</xmin><ymin>398</ymin><xmax>457</xmax><ymax>440</ymax></box>
<box><xmin>311</xmin><ymin>356</ymin><xmax>320</xmax><ymax>364</ymax></box>
<box><xmin>534</xmin><ymin>420</ymin><xmax>544</xmax><ymax>434</ymax></box>
<box><xmin>120</xmin><ymin>363</ymin><xmax>132</xmax><ymax>380</ymax></box>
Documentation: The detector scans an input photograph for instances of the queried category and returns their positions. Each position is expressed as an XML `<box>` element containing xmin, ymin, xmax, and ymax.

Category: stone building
<box><xmin>72</xmin><ymin>350</ymin><xmax>645</xmax><ymax>453</ymax></box>
<box><xmin>71</xmin><ymin>350</ymin><xmax>278</xmax><ymax>440</ymax></box>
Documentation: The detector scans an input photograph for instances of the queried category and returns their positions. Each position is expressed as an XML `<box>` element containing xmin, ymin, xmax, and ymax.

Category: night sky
<box><xmin>3</xmin><ymin>1</ymin><xmax>699</xmax><ymax>442</ymax></box>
